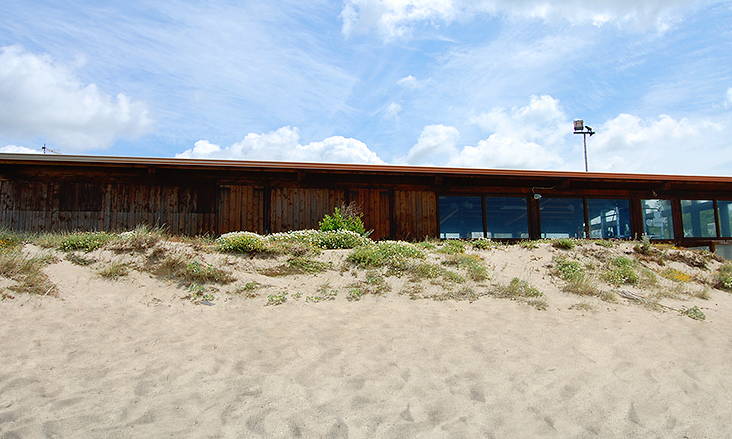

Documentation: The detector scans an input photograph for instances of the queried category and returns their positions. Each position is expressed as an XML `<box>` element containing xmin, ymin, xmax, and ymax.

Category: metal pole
<box><xmin>583</xmin><ymin>133</ymin><xmax>588</xmax><ymax>172</ymax></box>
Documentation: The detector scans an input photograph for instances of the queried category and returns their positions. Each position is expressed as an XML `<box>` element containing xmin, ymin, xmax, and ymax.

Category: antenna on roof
<box><xmin>42</xmin><ymin>143</ymin><xmax>62</xmax><ymax>155</ymax></box>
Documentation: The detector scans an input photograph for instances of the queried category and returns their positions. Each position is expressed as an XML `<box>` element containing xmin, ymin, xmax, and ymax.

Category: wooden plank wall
<box><xmin>0</xmin><ymin>180</ymin><xmax>215</xmax><ymax>235</ymax></box>
<box><xmin>347</xmin><ymin>188</ymin><xmax>392</xmax><ymax>240</ymax></box>
<box><xmin>217</xmin><ymin>185</ymin><xmax>264</xmax><ymax>234</ymax></box>
<box><xmin>271</xmin><ymin>187</ymin><xmax>345</xmax><ymax>233</ymax></box>
<box><xmin>394</xmin><ymin>190</ymin><xmax>437</xmax><ymax>241</ymax></box>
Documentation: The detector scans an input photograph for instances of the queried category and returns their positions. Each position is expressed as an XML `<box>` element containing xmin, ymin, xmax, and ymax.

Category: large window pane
<box><xmin>485</xmin><ymin>197</ymin><xmax>529</xmax><ymax>239</ymax></box>
<box><xmin>587</xmin><ymin>199</ymin><xmax>631</xmax><ymax>239</ymax></box>
<box><xmin>642</xmin><ymin>199</ymin><xmax>674</xmax><ymax>239</ymax></box>
<box><xmin>439</xmin><ymin>196</ymin><xmax>483</xmax><ymax>238</ymax></box>
<box><xmin>540</xmin><ymin>198</ymin><xmax>586</xmax><ymax>238</ymax></box>
<box><xmin>718</xmin><ymin>201</ymin><xmax>732</xmax><ymax>237</ymax></box>
<box><xmin>682</xmin><ymin>200</ymin><xmax>716</xmax><ymax>238</ymax></box>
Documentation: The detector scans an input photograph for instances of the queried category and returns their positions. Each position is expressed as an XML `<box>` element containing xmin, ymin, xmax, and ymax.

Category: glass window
<box><xmin>587</xmin><ymin>199</ymin><xmax>631</xmax><ymax>239</ymax></box>
<box><xmin>540</xmin><ymin>198</ymin><xmax>586</xmax><ymax>238</ymax></box>
<box><xmin>718</xmin><ymin>201</ymin><xmax>732</xmax><ymax>238</ymax></box>
<box><xmin>485</xmin><ymin>197</ymin><xmax>529</xmax><ymax>239</ymax></box>
<box><xmin>439</xmin><ymin>196</ymin><xmax>483</xmax><ymax>238</ymax></box>
<box><xmin>642</xmin><ymin>199</ymin><xmax>674</xmax><ymax>239</ymax></box>
<box><xmin>681</xmin><ymin>200</ymin><xmax>716</xmax><ymax>238</ymax></box>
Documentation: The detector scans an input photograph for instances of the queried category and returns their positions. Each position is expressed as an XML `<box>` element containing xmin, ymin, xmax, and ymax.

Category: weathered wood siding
<box><xmin>394</xmin><ymin>190</ymin><xmax>437</xmax><ymax>240</ymax></box>
<box><xmin>217</xmin><ymin>185</ymin><xmax>264</xmax><ymax>234</ymax></box>
<box><xmin>347</xmin><ymin>188</ymin><xmax>392</xmax><ymax>240</ymax></box>
<box><xmin>0</xmin><ymin>180</ymin><xmax>215</xmax><ymax>235</ymax></box>
<box><xmin>271</xmin><ymin>187</ymin><xmax>345</xmax><ymax>232</ymax></box>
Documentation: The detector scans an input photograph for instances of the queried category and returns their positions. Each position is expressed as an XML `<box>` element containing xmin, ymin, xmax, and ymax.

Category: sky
<box><xmin>1</xmin><ymin>0</ymin><xmax>732</xmax><ymax>175</ymax></box>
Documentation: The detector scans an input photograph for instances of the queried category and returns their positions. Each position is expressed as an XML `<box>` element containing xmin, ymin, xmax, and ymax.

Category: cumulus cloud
<box><xmin>176</xmin><ymin>126</ymin><xmax>385</xmax><ymax>165</ymax></box>
<box><xmin>0</xmin><ymin>144</ymin><xmax>39</xmax><ymax>154</ymax></box>
<box><xmin>589</xmin><ymin>113</ymin><xmax>729</xmax><ymax>174</ymax></box>
<box><xmin>0</xmin><ymin>45</ymin><xmax>152</xmax><ymax>151</ymax></box>
<box><xmin>445</xmin><ymin>95</ymin><xmax>567</xmax><ymax>169</ymax></box>
<box><xmin>396</xmin><ymin>124</ymin><xmax>460</xmax><ymax>165</ymax></box>
<box><xmin>341</xmin><ymin>0</ymin><xmax>695</xmax><ymax>40</ymax></box>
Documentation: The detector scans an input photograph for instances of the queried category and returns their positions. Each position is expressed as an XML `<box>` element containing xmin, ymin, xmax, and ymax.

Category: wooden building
<box><xmin>2</xmin><ymin>153</ymin><xmax>732</xmax><ymax>253</ymax></box>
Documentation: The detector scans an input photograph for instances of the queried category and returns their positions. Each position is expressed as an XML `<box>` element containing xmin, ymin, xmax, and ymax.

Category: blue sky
<box><xmin>1</xmin><ymin>0</ymin><xmax>732</xmax><ymax>175</ymax></box>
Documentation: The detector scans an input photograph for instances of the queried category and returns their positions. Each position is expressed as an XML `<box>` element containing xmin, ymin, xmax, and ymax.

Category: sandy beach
<box><xmin>2</xmin><ymin>240</ymin><xmax>732</xmax><ymax>438</ymax></box>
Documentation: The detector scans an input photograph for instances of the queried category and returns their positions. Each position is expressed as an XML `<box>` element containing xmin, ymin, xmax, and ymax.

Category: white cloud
<box><xmin>725</xmin><ymin>88</ymin><xmax>732</xmax><ymax>109</ymax></box>
<box><xmin>0</xmin><ymin>45</ymin><xmax>152</xmax><ymax>151</ymax></box>
<box><xmin>0</xmin><ymin>144</ymin><xmax>39</xmax><ymax>154</ymax></box>
<box><xmin>341</xmin><ymin>0</ymin><xmax>695</xmax><ymax>40</ymax></box>
<box><xmin>383</xmin><ymin>102</ymin><xmax>402</xmax><ymax>121</ymax></box>
<box><xmin>397</xmin><ymin>124</ymin><xmax>460</xmax><ymax>165</ymax></box>
<box><xmin>446</xmin><ymin>95</ymin><xmax>567</xmax><ymax>169</ymax></box>
<box><xmin>397</xmin><ymin>75</ymin><xmax>433</xmax><ymax>89</ymax></box>
<box><xmin>176</xmin><ymin>126</ymin><xmax>385</xmax><ymax>165</ymax></box>
<box><xmin>589</xmin><ymin>113</ymin><xmax>730</xmax><ymax>174</ymax></box>
<box><xmin>448</xmin><ymin>135</ymin><xmax>563</xmax><ymax>169</ymax></box>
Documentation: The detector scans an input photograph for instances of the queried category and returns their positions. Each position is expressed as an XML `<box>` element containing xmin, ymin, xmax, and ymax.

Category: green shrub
<box><xmin>552</xmin><ymin>238</ymin><xmax>576</xmax><ymax>250</ymax></box>
<box><xmin>439</xmin><ymin>240</ymin><xmax>467</xmax><ymax>254</ymax></box>
<box><xmin>442</xmin><ymin>254</ymin><xmax>489</xmax><ymax>281</ymax></box>
<box><xmin>59</xmin><ymin>232</ymin><xmax>114</xmax><ymax>252</ymax></box>
<box><xmin>470</xmin><ymin>238</ymin><xmax>493</xmax><ymax>250</ymax></box>
<box><xmin>716</xmin><ymin>262</ymin><xmax>732</xmax><ymax>292</ymax></box>
<box><xmin>553</xmin><ymin>257</ymin><xmax>584</xmax><ymax>281</ymax></box>
<box><xmin>319</xmin><ymin>203</ymin><xmax>366</xmax><ymax>236</ymax></box>
<box><xmin>216</xmin><ymin>231</ymin><xmax>273</xmax><ymax>254</ymax></box>
<box><xmin>347</xmin><ymin>241</ymin><xmax>425</xmax><ymax>269</ymax></box>
<box><xmin>316</xmin><ymin>230</ymin><xmax>370</xmax><ymax>249</ymax></box>
<box><xmin>602</xmin><ymin>257</ymin><xmax>639</xmax><ymax>286</ymax></box>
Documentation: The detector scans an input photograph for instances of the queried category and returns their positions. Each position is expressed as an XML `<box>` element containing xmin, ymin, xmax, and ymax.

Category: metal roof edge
<box><xmin>0</xmin><ymin>152</ymin><xmax>730</xmax><ymax>183</ymax></box>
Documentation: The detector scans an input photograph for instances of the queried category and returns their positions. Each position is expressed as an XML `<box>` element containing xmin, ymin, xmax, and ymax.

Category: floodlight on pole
<box><xmin>573</xmin><ymin>120</ymin><xmax>595</xmax><ymax>172</ymax></box>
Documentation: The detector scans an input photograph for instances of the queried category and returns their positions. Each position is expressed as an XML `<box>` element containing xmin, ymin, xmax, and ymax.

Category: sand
<box><xmin>2</xmin><ymin>242</ymin><xmax>732</xmax><ymax>438</ymax></box>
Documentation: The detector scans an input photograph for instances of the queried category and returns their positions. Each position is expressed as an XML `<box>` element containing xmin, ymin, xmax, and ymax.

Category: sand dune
<box><xmin>2</xmin><ymin>240</ymin><xmax>732</xmax><ymax>438</ymax></box>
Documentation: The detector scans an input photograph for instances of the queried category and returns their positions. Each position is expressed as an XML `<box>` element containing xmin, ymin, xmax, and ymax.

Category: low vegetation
<box><xmin>0</xmin><ymin>228</ymin><xmax>723</xmax><ymax>321</ymax></box>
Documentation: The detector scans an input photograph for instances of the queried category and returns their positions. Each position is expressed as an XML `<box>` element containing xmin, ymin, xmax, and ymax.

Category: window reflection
<box><xmin>642</xmin><ymin>199</ymin><xmax>674</xmax><ymax>239</ymax></box>
<box><xmin>540</xmin><ymin>198</ymin><xmax>586</xmax><ymax>238</ymax></box>
<box><xmin>485</xmin><ymin>197</ymin><xmax>528</xmax><ymax>239</ymax></box>
<box><xmin>439</xmin><ymin>196</ymin><xmax>483</xmax><ymax>239</ymax></box>
<box><xmin>587</xmin><ymin>199</ymin><xmax>631</xmax><ymax>239</ymax></box>
<box><xmin>681</xmin><ymin>200</ymin><xmax>716</xmax><ymax>238</ymax></box>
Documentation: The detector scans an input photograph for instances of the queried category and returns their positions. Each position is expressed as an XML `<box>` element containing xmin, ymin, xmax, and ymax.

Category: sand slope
<box><xmin>2</xmin><ymin>241</ymin><xmax>732</xmax><ymax>438</ymax></box>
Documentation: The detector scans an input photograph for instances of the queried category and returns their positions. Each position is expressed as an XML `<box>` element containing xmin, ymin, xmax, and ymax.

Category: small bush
<box><xmin>442</xmin><ymin>253</ymin><xmax>488</xmax><ymax>281</ymax></box>
<box><xmin>519</xmin><ymin>240</ymin><xmax>539</xmax><ymax>250</ymax></box>
<box><xmin>471</xmin><ymin>238</ymin><xmax>493</xmax><ymax>250</ymax></box>
<box><xmin>553</xmin><ymin>238</ymin><xmax>576</xmax><ymax>250</ymax></box>
<box><xmin>98</xmin><ymin>262</ymin><xmax>129</xmax><ymax>280</ymax></box>
<box><xmin>603</xmin><ymin>257</ymin><xmax>639</xmax><ymax>286</ymax></box>
<box><xmin>216</xmin><ymin>231</ymin><xmax>273</xmax><ymax>254</ymax></box>
<box><xmin>266</xmin><ymin>292</ymin><xmax>288</xmax><ymax>306</ymax></box>
<box><xmin>65</xmin><ymin>252</ymin><xmax>96</xmax><ymax>266</ymax></box>
<box><xmin>316</xmin><ymin>230</ymin><xmax>370</xmax><ymax>249</ymax></box>
<box><xmin>347</xmin><ymin>241</ymin><xmax>425</xmax><ymax>269</ymax></box>
<box><xmin>564</xmin><ymin>273</ymin><xmax>598</xmax><ymax>296</ymax></box>
<box><xmin>59</xmin><ymin>232</ymin><xmax>114</xmax><ymax>252</ymax></box>
<box><xmin>109</xmin><ymin>225</ymin><xmax>165</xmax><ymax>252</ymax></box>
<box><xmin>594</xmin><ymin>240</ymin><xmax>614</xmax><ymax>248</ymax></box>
<box><xmin>681</xmin><ymin>305</ymin><xmax>705</xmax><ymax>321</ymax></box>
<box><xmin>319</xmin><ymin>202</ymin><xmax>366</xmax><ymax>236</ymax></box>
<box><xmin>0</xmin><ymin>249</ymin><xmax>57</xmax><ymax>297</ymax></box>
<box><xmin>716</xmin><ymin>262</ymin><xmax>732</xmax><ymax>291</ymax></box>
<box><xmin>183</xmin><ymin>261</ymin><xmax>235</xmax><ymax>284</ymax></box>
<box><xmin>553</xmin><ymin>257</ymin><xmax>584</xmax><ymax>281</ymax></box>
<box><xmin>439</xmin><ymin>240</ymin><xmax>467</xmax><ymax>254</ymax></box>
<box><xmin>661</xmin><ymin>267</ymin><xmax>692</xmax><ymax>283</ymax></box>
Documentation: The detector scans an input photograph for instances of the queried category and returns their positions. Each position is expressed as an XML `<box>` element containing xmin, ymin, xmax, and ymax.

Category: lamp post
<box><xmin>573</xmin><ymin>120</ymin><xmax>595</xmax><ymax>172</ymax></box>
